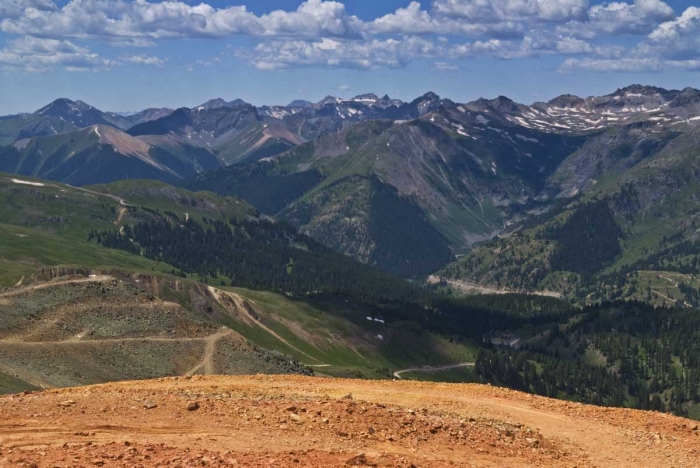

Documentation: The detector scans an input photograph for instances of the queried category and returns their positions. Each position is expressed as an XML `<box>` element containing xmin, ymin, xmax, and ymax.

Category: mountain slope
<box><xmin>183</xmin><ymin>85</ymin><xmax>700</xmax><ymax>281</ymax></box>
<box><xmin>0</xmin><ymin>274</ymin><xmax>309</xmax><ymax>389</ymax></box>
<box><xmin>127</xmin><ymin>104</ymin><xmax>299</xmax><ymax>164</ymax></box>
<box><xmin>439</xmin><ymin>100</ymin><xmax>700</xmax><ymax>304</ymax></box>
<box><xmin>0</xmin><ymin>172</ymin><xmax>481</xmax><ymax>379</ymax></box>
<box><xmin>122</xmin><ymin>108</ymin><xmax>175</xmax><ymax>126</ymax></box>
<box><xmin>0</xmin><ymin>99</ymin><xmax>135</xmax><ymax>145</ymax></box>
<box><xmin>6</xmin><ymin>172</ymin><xmax>700</xmax><ymax>420</ymax></box>
<box><xmin>0</xmin><ymin>125</ymin><xmax>222</xmax><ymax>185</ymax></box>
<box><xmin>186</xmin><ymin>98</ymin><xmax>585</xmax><ymax>277</ymax></box>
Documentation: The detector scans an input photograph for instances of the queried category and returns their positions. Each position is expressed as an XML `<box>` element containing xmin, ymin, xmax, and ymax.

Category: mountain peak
<box><xmin>194</xmin><ymin>98</ymin><xmax>248</xmax><ymax>111</ymax></box>
<box><xmin>547</xmin><ymin>94</ymin><xmax>585</xmax><ymax>108</ymax></box>
<box><xmin>287</xmin><ymin>99</ymin><xmax>313</xmax><ymax>108</ymax></box>
<box><xmin>350</xmin><ymin>93</ymin><xmax>380</xmax><ymax>103</ymax></box>
<box><xmin>668</xmin><ymin>87</ymin><xmax>700</xmax><ymax>108</ymax></box>
<box><xmin>34</xmin><ymin>98</ymin><xmax>78</xmax><ymax>115</ymax></box>
<box><xmin>317</xmin><ymin>95</ymin><xmax>342</xmax><ymax>107</ymax></box>
<box><xmin>418</xmin><ymin>92</ymin><xmax>440</xmax><ymax>101</ymax></box>
<box><xmin>610</xmin><ymin>84</ymin><xmax>672</xmax><ymax>97</ymax></box>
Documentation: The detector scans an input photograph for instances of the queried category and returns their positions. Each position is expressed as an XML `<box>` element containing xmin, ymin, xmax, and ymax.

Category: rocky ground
<box><xmin>1</xmin><ymin>375</ymin><xmax>699</xmax><ymax>467</ymax></box>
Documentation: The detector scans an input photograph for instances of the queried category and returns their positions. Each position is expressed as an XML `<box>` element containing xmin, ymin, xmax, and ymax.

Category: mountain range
<box><xmin>3</xmin><ymin>85</ymin><xmax>700</xmax><ymax>280</ymax></box>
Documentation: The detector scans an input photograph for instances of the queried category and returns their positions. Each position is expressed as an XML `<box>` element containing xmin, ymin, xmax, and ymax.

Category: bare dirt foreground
<box><xmin>1</xmin><ymin>376</ymin><xmax>699</xmax><ymax>468</ymax></box>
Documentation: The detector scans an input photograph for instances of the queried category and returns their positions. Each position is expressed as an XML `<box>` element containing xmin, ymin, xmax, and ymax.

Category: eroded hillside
<box><xmin>0</xmin><ymin>273</ymin><xmax>309</xmax><ymax>391</ymax></box>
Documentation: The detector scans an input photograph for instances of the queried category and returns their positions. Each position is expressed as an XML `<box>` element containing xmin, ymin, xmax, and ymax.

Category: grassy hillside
<box><xmin>0</xmin><ymin>173</ymin><xmax>261</xmax><ymax>288</ymax></box>
<box><xmin>0</xmin><ymin>172</ymin><xmax>483</xmax><ymax>388</ymax></box>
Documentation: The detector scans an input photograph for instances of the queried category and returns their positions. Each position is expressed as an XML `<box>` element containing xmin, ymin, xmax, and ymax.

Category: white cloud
<box><xmin>0</xmin><ymin>36</ymin><xmax>113</xmax><ymax>72</ymax></box>
<box><xmin>649</xmin><ymin>6</ymin><xmax>700</xmax><ymax>42</ymax></box>
<box><xmin>367</xmin><ymin>1</ymin><xmax>526</xmax><ymax>38</ymax></box>
<box><xmin>557</xmin><ymin>0</ymin><xmax>675</xmax><ymax>37</ymax></box>
<box><xmin>559</xmin><ymin>57</ymin><xmax>663</xmax><ymax>72</ymax></box>
<box><xmin>0</xmin><ymin>0</ymin><xmax>57</xmax><ymax>19</ymax></box>
<box><xmin>450</xmin><ymin>32</ymin><xmax>597</xmax><ymax>59</ymax></box>
<box><xmin>119</xmin><ymin>54</ymin><xmax>166</xmax><ymax>67</ymax></box>
<box><xmin>338</xmin><ymin>84</ymin><xmax>351</xmax><ymax>91</ymax></box>
<box><xmin>243</xmin><ymin>30</ymin><xmax>603</xmax><ymax>71</ymax></box>
<box><xmin>433</xmin><ymin>61</ymin><xmax>458</xmax><ymax>70</ymax></box>
<box><xmin>0</xmin><ymin>0</ymin><xmax>693</xmax><ymax>74</ymax></box>
<box><xmin>432</xmin><ymin>0</ymin><xmax>589</xmax><ymax>23</ymax></box>
<box><xmin>666</xmin><ymin>60</ymin><xmax>700</xmax><ymax>71</ymax></box>
<box><xmin>644</xmin><ymin>6</ymin><xmax>700</xmax><ymax>60</ymax></box>
<box><xmin>244</xmin><ymin>36</ymin><xmax>442</xmax><ymax>70</ymax></box>
<box><xmin>0</xmin><ymin>0</ymin><xmax>364</xmax><ymax>41</ymax></box>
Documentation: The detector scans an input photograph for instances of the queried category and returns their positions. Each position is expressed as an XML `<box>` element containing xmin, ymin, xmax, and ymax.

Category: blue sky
<box><xmin>1</xmin><ymin>0</ymin><xmax>699</xmax><ymax>114</ymax></box>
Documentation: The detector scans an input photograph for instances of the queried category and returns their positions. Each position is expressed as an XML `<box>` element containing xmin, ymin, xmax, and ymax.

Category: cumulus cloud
<box><xmin>244</xmin><ymin>36</ymin><xmax>441</xmax><ymax>70</ymax></box>
<box><xmin>0</xmin><ymin>36</ymin><xmax>113</xmax><ymax>72</ymax></box>
<box><xmin>432</xmin><ymin>0</ymin><xmax>589</xmax><ymax>23</ymax></box>
<box><xmin>0</xmin><ymin>0</ymin><xmax>57</xmax><ymax>19</ymax></box>
<box><xmin>367</xmin><ymin>2</ymin><xmax>527</xmax><ymax>38</ymax></box>
<box><xmin>0</xmin><ymin>0</ymin><xmax>363</xmax><ymax>41</ymax></box>
<box><xmin>643</xmin><ymin>6</ymin><xmax>700</xmax><ymax>60</ymax></box>
<box><xmin>0</xmin><ymin>0</ymin><xmax>695</xmax><ymax>74</ymax></box>
<box><xmin>450</xmin><ymin>32</ymin><xmax>597</xmax><ymax>59</ymax></box>
<box><xmin>557</xmin><ymin>0</ymin><xmax>675</xmax><ymax>38</ymax></box>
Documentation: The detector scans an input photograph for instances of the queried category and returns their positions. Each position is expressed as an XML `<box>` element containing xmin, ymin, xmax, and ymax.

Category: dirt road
<box><xmin>1</xmin><ymin>375</ymin><xmax>698</xmax><ymax>467</ymax></box>
<box><xmin>0</xmin><ymin>275</ymin><xmax>114</xmax><ymax>298</ymax></box>
<box><xmin>393</xmin><ymin>362</ymin><xmax>474</xmax><ymax>379</ymax></box>
<box><xmin>427</xmin><ymin>275</ymin><xmax>563</xmax><ymax>298</ymax></box>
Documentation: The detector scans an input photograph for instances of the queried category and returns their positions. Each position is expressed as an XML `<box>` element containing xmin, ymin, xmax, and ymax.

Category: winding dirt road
<box><xmin>393</xmin><ymin>362</ymin><xmax>474</xmax><ymax>379</ymax></box>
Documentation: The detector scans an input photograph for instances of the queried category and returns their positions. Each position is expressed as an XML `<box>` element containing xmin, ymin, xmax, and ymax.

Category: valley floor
<box><xmin>1</xmin><ymin>375</ymin><xmax>699</xmax><ymax>467</ymax></box>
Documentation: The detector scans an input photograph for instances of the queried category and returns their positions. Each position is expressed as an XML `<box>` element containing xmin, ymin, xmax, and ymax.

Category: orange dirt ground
<box><xmin>1</xmin><ymin>375</ymin><xmax>699</xmax><ymax>467</ymax></box>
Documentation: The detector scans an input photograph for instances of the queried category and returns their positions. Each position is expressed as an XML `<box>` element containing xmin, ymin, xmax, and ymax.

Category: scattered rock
<box><xmin>186</xmin><ymin>402</ymin><xmax>200</xmax><ymax>412</ymax></box>
<box><xmin>345</xmin><ymin>453</ymin><xmax>374</xmax><ymax>466</ymax></box>
<box><xmin>143</xmin><ymin>401</ymin><xmax>158</xmax><ymax>410</ymax></box>
<box><xmin>58</xmin><ymin>400</ymin><xmax>76</xmax><ymax>407</ymax></box>
<box><xmin>525</xmin><ymin>437</ymin><xmax>539</xmax><ymax>447</ymax></box>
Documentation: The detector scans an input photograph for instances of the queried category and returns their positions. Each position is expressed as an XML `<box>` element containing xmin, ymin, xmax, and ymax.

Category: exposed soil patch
<box><xmin>1</xmin><ymin>375</ymin><xmax>698</xmax><ymax>467</ymax></box>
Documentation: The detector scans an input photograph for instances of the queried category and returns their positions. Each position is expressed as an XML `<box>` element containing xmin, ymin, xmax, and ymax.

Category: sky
<box><xmin>0</xmin><ymin>0</ymin><xmax>699</xmax><ymax>114</ymax></box>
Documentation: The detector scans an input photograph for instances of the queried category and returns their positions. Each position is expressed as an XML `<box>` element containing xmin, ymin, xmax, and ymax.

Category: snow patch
<box><xmin>11</xmin><ymin>178</ymin><xmax>45</xmax><ymax>187</ymax></box>
<box><xmin>515</xmin><ymin>134</ymin><xmax>538</xmax><ymax>143</ymax></box>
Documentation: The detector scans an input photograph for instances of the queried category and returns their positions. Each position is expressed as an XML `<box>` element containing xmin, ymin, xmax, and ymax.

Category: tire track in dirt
<box><xmin>185</xmin><ymin>328</ymin><xmax>234</xmax><ymax>376</ymax></box>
